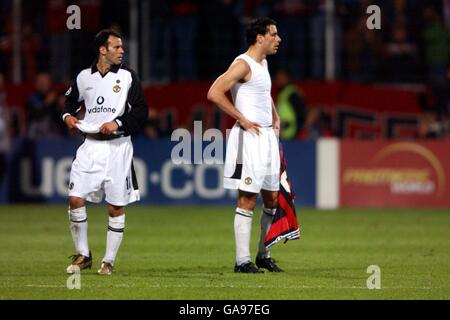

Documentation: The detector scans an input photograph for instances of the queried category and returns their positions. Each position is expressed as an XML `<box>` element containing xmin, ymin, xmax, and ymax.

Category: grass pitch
<box><xmin>0</xmin><ymin>205</ymin><xmax>448</xmax><ymax>300</ymax></box>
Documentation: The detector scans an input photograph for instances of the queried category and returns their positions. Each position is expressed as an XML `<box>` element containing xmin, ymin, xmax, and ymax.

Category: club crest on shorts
<box><xmin>244</xmin><ymin>177</ymin><xmax>252</xmax><ymax>185</ymax></box>
<box><xmin>69</xmin><ymin>182</ymin><xmax>74</xmax><ymax>190</ymax></box>
<box><xmin>113</xmin><ymin>85</ymin><xmax>121</xmax><ymax>93</ymax></box>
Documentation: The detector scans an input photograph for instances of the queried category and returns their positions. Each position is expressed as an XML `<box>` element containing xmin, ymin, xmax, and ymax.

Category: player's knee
<box><xmin>261</xmin><ymin>189</ymin><xmax>278</xmax><ymax>209</ymax></box>
<box><xmin>108</xmin><ymin>204</ymin><xmax>124</xmax><ymax>217</ymax></box>
<box><xmin>263</xmin><ymin>198</ymin><xmax>278</xmax><ymax>209</ymax></box>
<box><xmin>238</xmin><ymin>197</ymin><xmax>257</xmax><ymax>211</ymax></box>
<box><xmin>69</xmin><ymin>197</ymin><xmax>85</xmax><ymax>210</ymax></box>
<box><xmin>238</xmin><ymin>190</ymin><xmax>258</xmax><ymax>211</ymax></box>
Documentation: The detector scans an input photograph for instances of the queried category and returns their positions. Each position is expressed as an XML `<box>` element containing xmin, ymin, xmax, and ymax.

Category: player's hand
<box><xmin>64</xmin><ymin>115</ymin><xmax>79</xmax><ymax>129</ymax></box>
<box><xmin>238</xmin><ymin>117</ymin><xmax>261</xmax><ymax>135</ymax></box>
<box><xmin>99</xmin><ymin>121</ymin><xmax>119</xmax><ymax>135</ymax></box>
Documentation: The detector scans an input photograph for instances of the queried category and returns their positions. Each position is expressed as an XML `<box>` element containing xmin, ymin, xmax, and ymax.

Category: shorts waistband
<box><xmin>85</xmin><ymin>133</ymin><xmax>122</xmax><ymax>141</ymax></box>
<box><xmin>236</xmin><ymin>122</ymin><xmax>272</xmax><ymax>130</ymax></box>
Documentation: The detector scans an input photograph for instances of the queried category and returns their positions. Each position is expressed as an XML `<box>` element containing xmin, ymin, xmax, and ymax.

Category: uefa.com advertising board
<box><xmin>2</xmin><ymin>137</ymin><xmax>450</xmax><ymax>208</ymax></box>
<box><xmin>0</xmin><ymin>138</ymin><xmax>317</xmax><ymax>206</ymax></box>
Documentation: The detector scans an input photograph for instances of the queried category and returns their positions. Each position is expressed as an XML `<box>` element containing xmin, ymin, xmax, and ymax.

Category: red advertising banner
<box><xmin>5</xmin><ymin>81</ymin><xmax>428</xmax><ymax>138</ymax></box>
<box><xmin>340</xmin><ymin>140</ymin><xmax>450</xmax><ymax>208</ymax></box>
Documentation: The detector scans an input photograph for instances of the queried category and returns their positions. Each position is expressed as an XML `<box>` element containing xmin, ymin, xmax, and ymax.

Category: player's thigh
<box><xmin>238</xmin><ymin>130</ymin><xmax>269</xmax><ymax>193</ymax></box>
<box><xmin>261</xmin><ymin>130</ymin><xmax>280</xmax><ymax>201</ymax></box>
<box><xmin>104</xmin><ymin>140</ymin><xmax>137</xmax><ymax>206</ymax></box>
<box><xmin>69</xmin><ymin>140</ymin><xmax>107</xmax><ymax>198</ymax></box>
<box><xmin>107</xmin><ymin>203</ymin><xmax>124</xmax><ymax>217</ymax></box>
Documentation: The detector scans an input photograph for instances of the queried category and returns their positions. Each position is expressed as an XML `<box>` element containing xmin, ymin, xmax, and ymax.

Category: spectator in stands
<box><xmin>0</xmin><ymin>4</ymin><xmax>11</xmax><ymax>79</ymax></box>
<box><xmin>71</xmin><ymin>0</ymin><xmax>101</xmax><ymax>75</ymax></box>
<box><xmin>274</xmin><ymin>68</ymin><xmax>328</xmax><ymax>140</ymax></box>
<box><xmin>274</xmin><ymin>68</ymin><xmax>308</xmax><ymax>139</ymax></box>
<box><xmin>444</xmin><ymin>0</ymin><xmax>450</xmax><ymax>28</ymax></box>
<box><xmin>53</xmin><ymin>89</ymin><xmax>73</xmax><ymax>138</ymax></box>
<box><xmin>170</xmin><ymin>0</ymin><xmax>199</xmax><ymax>80</ymax></box>
<box><xmin>200</xmin><ymin>0</ymin><xmax>243</xmax><ymax>78</ymax></box>
<box><xmin>422</xmin><ymin>4</ymin><xmax>449</xmax><ymax>83</ymax></box>
<box><xmin>0</xmin><ymin>73</ymin><xmax>10</xmax><ymax>184</ymax></box>
<box><xmin>21</xmin><ymin>23</ymin><xmax>43</xmax><ymax>83</ymax></box>
<box><xmin>274</xmin><ymin>0</ymin><xmax>308</xmax><ymax>79</ymax></box>
<box><xmin>430</xmin><ymin>65</ymin><xmax>450</xmax><ymax>138</ymax></box>
<box><xmin>299</xmin><ymin>108</ymin><xmax>334</xmax><ymax>140</ymax></box>
<box><xmin>418</xmin><ymin>108</ymin><xmax>441</xmax><ymax>139</ymax></box>
<box><xmin>47</xmin><ymin>0</ymin><xmax>71</xmax><ymax>82</ymax></box>
<box><xmin>142</xmin><ymin>112</ymin><xmax>162</xmax><ymax>140</ymax></box>
<box><xmin>383</xmin><ymin>24</ymin><xmax>420</xmax><ymax>83</ymax></box>
<box><xmin>383</xmin><ymin>0</ymin><xmax>409</xmax><ymax>30</ymax></box>
<box><xmin>417</xmin><ymin>82</ymin><xmax>450</xmax><ymax>139</ymax></box>
<box><xmin>148</xmin><ymin>0</ymin><xmax>171</xmax><ymax>83</ymax></box>
<box><xmin>0</xmin><ymin>21</ymin><xmax>42</xmax><ymax>82</ymax></box>
<box><xmin>26</xmin><ymin>72</ymin><xmax>60</xmax><ymax>139</ymax></box>
<box><xmin>344</xmin><ymin>14</ymin><xmax>382</xmax><ymax>82</ymax></box>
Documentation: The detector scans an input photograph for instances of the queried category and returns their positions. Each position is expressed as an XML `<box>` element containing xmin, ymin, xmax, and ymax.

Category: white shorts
<box><xmin>69</xmin><ymin>136</ymin><xmax>140</xmax><ymax>206</ymax></box>
<box><xmin>224</xmin><ymin>123</ymin><xmax>280</xmax><ymax>193</ymax></box>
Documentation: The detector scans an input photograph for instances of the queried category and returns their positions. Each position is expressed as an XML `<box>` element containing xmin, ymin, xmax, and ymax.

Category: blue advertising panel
<box><xmin>280</xmin><ymin>140</ymin><xmax>316</xmax><ymax>207</ymax></box>
<box><xmin>0</xmin><ymin>138</ymin><xmax>316</xmax><ymax>206</ymax></box>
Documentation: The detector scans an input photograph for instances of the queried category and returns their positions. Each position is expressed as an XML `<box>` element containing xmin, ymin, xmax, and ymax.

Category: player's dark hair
<box><xmin>94</xmin><ymin>29</ymin><xmax>122</xmax><ymax>57</ymax></box>
<box><xmin>245</xmin><ymin>17</ymin><xmax>276</xmax><ymax>46</ymax></box>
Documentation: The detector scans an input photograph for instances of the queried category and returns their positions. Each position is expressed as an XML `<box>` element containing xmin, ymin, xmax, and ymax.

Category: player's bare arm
<box><xmin>271</xmin><ymin>98</ymin><xmax>280</xmax><ymax>136</ymax></box>
<box><xmin>207</xmin><ymin>60</ymin><xmax>262</xmax><ymax>134</ymax></box>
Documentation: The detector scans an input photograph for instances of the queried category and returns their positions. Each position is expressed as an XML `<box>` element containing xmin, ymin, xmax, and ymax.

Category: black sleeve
<box><xmin>62</xmin><ymin>78</ymin><xmax>82</xmax><ymax>118</ymax></box>
<box><xmin>116</xmin><ymin>69</ymin><xmax>149</xmax><ymax>135</ymax></box>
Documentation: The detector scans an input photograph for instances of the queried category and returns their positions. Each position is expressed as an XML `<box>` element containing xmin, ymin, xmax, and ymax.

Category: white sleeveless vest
<box><xmin>231</xmin><ymin>54</ymin><xmax>272</xmax><ymax>127</ymax></box>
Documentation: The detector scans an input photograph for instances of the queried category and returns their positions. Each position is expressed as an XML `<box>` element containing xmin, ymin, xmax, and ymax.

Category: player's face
<box><xmin>105</xmin><ymin>36</ymin><xmax>124</xmax><ymax>65</ymax></box>
<box><xmin>263</xmin><ymin>25</ymin><xmax>281</xmax><ymax>55</ymax></box>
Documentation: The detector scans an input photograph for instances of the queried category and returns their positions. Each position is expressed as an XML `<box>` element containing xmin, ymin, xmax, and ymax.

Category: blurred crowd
<box><xmin>1</xmin><ymin>0</ymin><xmax>448</xmax><ymax>83</ymax></box>
<box><xmin>0</xmin><ymin>0</ymin><xmax>449</xmax><ymax>143</ymax></box>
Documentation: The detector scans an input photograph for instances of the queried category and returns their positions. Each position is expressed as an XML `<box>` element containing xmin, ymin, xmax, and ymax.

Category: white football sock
<box><xmin>234</xmin><ymin>208</ymin><xmax>253</xmax><ymax>266</ymax></box>
<box><xmin>257</xmin><ymin>207</ymin><xmax>276</xmax><ymax>259</ymax></box>
<box><xmin>68</xmin><ymin>206</ymin><xmax>89</xmax><ymax>257</ymax></box>
<box><xmin>103</xmin><ymin>214</ymin><xmax>125</xmax><ymax>265</ymax></box>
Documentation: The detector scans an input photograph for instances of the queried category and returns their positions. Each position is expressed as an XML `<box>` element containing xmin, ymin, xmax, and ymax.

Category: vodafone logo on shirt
<box><xmin>86</xmin><ymin>96</ymin><xmax>116</xmax><ymax>114</ymax></box>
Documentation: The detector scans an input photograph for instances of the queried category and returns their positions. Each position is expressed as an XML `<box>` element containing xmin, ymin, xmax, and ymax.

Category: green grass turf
<box><xmin>0</xmin><ymin>205</ymin><xmax>448</xmax><ymax>300</ymax></box>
